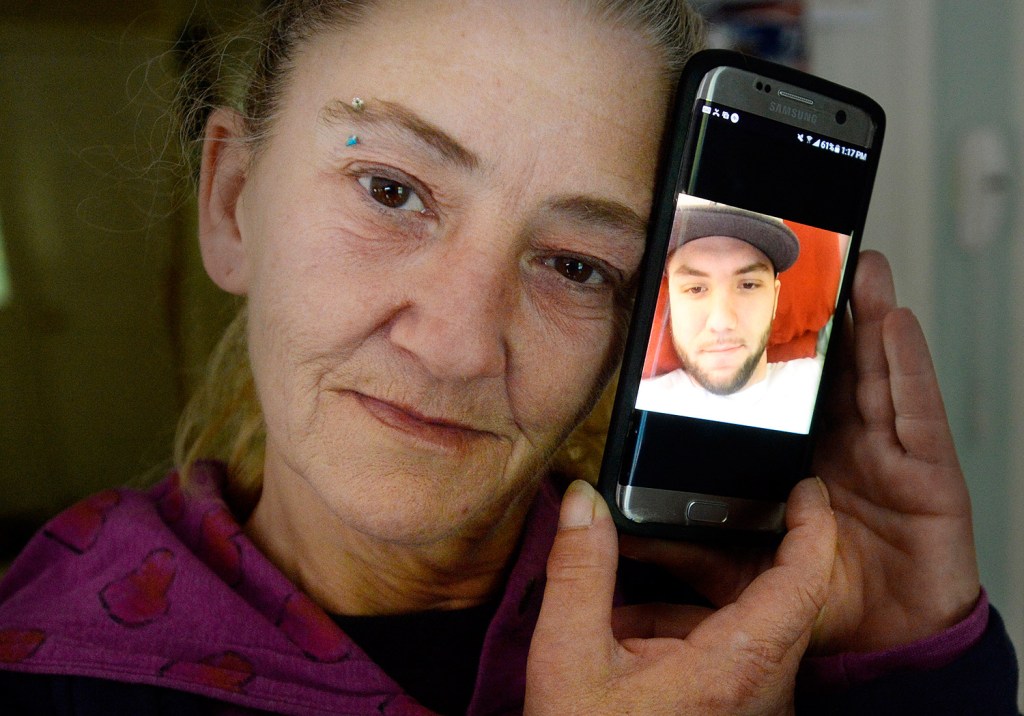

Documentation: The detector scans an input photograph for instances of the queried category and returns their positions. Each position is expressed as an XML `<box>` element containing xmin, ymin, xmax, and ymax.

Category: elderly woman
<box><xmin>0</xmin><ymin>1</ymin><xmax>1017</xmax><ymax>714</ymax></box>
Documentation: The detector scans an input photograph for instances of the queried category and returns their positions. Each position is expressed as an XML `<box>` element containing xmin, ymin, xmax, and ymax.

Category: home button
<box><xmin>686</xmin><ymin>499</ymin><xmax>729</xmax><ymax>524</ymax></box>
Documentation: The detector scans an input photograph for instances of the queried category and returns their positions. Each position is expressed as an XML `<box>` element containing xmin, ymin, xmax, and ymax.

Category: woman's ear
<box><xmin>198</xmin><ymin>108</ymin><xmax>252</xmax><ymax>295</ymax></box>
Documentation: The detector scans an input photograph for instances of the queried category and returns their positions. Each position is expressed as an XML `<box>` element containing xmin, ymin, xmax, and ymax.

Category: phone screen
<box><xmin>635</xmin><ymin>196</ymin><xmax>850</xmax><ymax>437</ymax></box>
<box><xmin>686</xmin><ymin>98</ymin><xmax>874</xmax><ymax>231</ymax></box>
<box><xmin>608</xmin><ymin>62</ymin><xmax>882</xmax><ymax>518</ymax></box>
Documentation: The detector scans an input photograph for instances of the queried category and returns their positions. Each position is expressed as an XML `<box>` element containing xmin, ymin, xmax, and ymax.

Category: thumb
<box><xmin>530</xmin><ymin>480</ymin><xmax>620</xmax><ymax>672</ymax></box>
<box><xmin>689</xmin><ymin>477</ymin><xmax>836</xmax><ymax>671</ymax></box>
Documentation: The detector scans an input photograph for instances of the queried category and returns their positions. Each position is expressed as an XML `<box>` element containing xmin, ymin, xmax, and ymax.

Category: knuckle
<box><xmin>546</xmin><ymin>545</ymin><xmax>606</xmax><ymax>582</ymax></box>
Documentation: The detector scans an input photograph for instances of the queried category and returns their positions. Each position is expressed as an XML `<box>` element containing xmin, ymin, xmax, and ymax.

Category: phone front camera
<box><xmin>836</xmin><ymin>110</ymin><xmax>848</xmax><ymax>125</ymax></box>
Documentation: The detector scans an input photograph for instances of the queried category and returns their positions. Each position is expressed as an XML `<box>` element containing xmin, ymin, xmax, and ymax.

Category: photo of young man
<box><xmin>636</xmin><ymin>197</ymin><xmax>832</xmax><ymax>433</ymax></box>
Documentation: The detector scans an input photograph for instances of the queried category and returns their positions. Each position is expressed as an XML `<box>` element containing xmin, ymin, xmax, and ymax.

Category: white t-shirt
<box><xmin>635</xmin><ymin>357</ymin><xmax>824</xmax><ymax>434</ymax></box>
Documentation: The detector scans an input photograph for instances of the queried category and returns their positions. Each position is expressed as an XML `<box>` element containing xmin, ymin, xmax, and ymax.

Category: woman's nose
<box><xmin>387</xmin><ymin>234</ymin><xmax>512</xmax><ymax>381</ymax></box>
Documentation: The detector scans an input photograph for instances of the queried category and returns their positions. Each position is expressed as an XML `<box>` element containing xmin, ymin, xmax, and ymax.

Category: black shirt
<box><xmin>332</xmin><ymin>600</ymin><xmax>498</xmax><ymax>715</ymax></box>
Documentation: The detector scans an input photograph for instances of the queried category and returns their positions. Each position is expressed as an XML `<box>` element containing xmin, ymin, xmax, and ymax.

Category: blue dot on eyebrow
<box><xmin>346</xmin><ymin>135</ymin><xmax>359</xmax><ymax>146</ymax></box>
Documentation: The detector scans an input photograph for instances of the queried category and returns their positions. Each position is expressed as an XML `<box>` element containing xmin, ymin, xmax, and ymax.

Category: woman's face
<box><xmin>224</xmin><ymin>0</ymin><xmax>667</xmax><ymax>543</ymax></box>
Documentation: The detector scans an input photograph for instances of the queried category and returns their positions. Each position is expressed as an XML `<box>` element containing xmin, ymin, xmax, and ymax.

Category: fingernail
<box><xmin>560</xmin><ymin>480</ymin><xmax>596</xmax><ymax>530</ymax></box>
<box><xmin>814</xmin><ymin>477</ymin><xmax>832</xmax><ymax>509</ymax></box>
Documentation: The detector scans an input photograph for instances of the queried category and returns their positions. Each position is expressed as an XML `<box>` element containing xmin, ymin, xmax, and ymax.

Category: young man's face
<box><xmin>667</xmin><ymin>235</ymin><xmax>781</xmax><ymax>395</ymax></box>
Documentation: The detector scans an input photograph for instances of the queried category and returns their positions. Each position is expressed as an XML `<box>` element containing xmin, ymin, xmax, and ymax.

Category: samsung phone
<box><xmin>598</xmin><ymin>50</ymin><xmax>885</xmax><ymax>539</ymax></box>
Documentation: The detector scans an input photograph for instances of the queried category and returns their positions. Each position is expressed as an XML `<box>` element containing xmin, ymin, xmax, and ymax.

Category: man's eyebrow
<box><xmin>544</xmin><ymin>196</ymin><xmax>647</xmax><ymax>240</ymax></box>
<box><xmin>319</xmin><ymin>98</ymin><xmax>479</xmax><ymax>170</ymax></box>
<box><xmin>672</xmin><ymin>263</ymin><xmax>709</xmax><ymax>277</ymax></box>
<box><xmin>734</xmin><ymin>261</ymin><xmax>774</xmax><ymax>275</ymax></box>
<box><xmin>671</xmin><ymin>260</ymin><xmax>773</xmax><ymax>277</ymax></box>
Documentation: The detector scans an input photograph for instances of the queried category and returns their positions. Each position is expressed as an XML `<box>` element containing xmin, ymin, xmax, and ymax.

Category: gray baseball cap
<box><xmin>667</xmin><ymin>200</ymin><xmax>800</xmax><ymax>273</ymax></box>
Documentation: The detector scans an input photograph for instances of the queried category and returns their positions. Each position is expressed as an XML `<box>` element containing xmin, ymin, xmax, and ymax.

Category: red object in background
<box><xmin>642</xmin><ymin>221</ymin><xmax>845</xmax><ymax>379</ymax></box>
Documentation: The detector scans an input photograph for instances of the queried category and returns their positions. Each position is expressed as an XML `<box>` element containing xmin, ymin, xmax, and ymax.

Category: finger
<box><xmin>612</xmin><ymin>602</ymin><xmax>714</xmax><ymax>641</ymax></box>
<box><xmin>818</xmin><ymin>362</ymin><xmax>854</xmax><ymax>430</ymax></box>
<box><xmin>531</xmin><ymin>481</ymin><xmax>619</xmax><ymax>670</ymax></box>
<box><xmin>734</xmin><ymin>478</ymin><xmax>836</xmax><ymax>632</ymax></box>
<box><xmin>819</xmin><ymin>309</ymin><xmax>858</xmax><ymax>426</ymax></box>
<box><xmin>850</xmin><ymin>250</ymin><xmax>898</xmax><ymax>324</ymax></box>
<box><xmin>688</xmin><ymin>478</ymin><xmax>837</xmax><ymax>667</ymax></box>
<box><xmin>850</xmin><ymin>251</ymin><xmax>898</xmax><ymax>433</ymax></box>
<box><xmin>882</xmin><ymin>307</ymin><xmax>959</xmax><ymax>466</ymax></box>
<box><xmin>819</xmin><ymin>251</ymin><xmax>890</xmax><ymax>429</ymax></box>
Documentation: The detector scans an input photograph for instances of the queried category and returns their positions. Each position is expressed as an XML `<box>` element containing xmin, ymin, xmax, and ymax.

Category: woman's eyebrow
<box><xmin>544</xmin><ymin>196</ymin><xmax>648</xmax><ymax>242</ymax></box>
<box><xmin>320</xmin><ymin>100</ymin><xmax>645</xmax><ymax>241</ymax></box>
<box><xmin>319</xmin><ymin>98</ymin><xmax>479</xmax><ymax>170</ymax></box>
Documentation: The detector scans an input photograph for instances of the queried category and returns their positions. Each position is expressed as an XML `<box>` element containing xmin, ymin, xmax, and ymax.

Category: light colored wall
<box><xmin>809</xmin><ymin>1</ymin><xmax>1020</xmax><ymax>693</ymax></box>
<box><xmin>938</xmin><ymin>3</ymin><xmax>1022</xmax><ymax>704</ymax></box>
<box><xmin>1012</xmin><ymin>7</ymin><xmax>1024</xmax><ymax>703</ymax></box>
<box><xmin>933</xmin><ymin>0</ymin><xmax>1017</xmax><ymax>632</ymax></box>
<box><xmin>1012</xmin><ymin>6</ymin><xmax>1024</xmax><ymax>703</ymax></box>
<box><xmin>807</xmin><ymin>1</ymin><xmax>937</xmax><ymax>335</ymax></box>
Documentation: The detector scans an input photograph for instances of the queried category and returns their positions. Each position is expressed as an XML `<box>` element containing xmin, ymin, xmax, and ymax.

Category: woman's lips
<box><xmin>353</xmin><ymin>393</ymin><xmax>486</xmax><ymax>452</ymax></box>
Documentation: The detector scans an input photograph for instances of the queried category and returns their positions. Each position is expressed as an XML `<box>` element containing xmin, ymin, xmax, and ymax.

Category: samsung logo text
<box><xmin>769</xmin><ymin>101</ymin><xmax>818</xmax><ymax>124</ymax></box>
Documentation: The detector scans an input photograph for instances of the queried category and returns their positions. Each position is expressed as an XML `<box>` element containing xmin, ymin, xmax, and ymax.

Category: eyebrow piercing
<box><xmin>346</xmin><ymin>135</ymin><xmax>359</xmax><ymax>146</ymax></box>
<box><xmin>351</xmin><ymin>97</ymin><xmax>365</xmax><ymax>111</ymax></box>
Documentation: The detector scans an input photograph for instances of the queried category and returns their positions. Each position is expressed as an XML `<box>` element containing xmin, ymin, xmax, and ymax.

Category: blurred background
<box><xmin>0</xmin><ymin>0</ymin><xmax>1020</xmax><ymax>702</ymax></box>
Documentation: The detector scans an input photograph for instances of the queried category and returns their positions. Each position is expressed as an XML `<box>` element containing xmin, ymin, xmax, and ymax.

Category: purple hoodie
<box><xmin>0</xmin><ymin>463</ymin><xmax>560</xmax><ymax>715</ymax></box>
<box><xmin>1</xmin><ymin>463</ymin><xmax>1003</xmax><ymax>715</ymax></box>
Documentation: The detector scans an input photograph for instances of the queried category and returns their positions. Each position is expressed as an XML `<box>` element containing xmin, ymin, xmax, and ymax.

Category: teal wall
<box><xmin>934</xmin><ymin>0</ymin><xmax>1016</xmax><ymax>607</ymax></box>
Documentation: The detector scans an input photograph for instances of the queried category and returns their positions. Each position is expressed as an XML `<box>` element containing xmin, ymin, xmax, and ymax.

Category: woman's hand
<box><xmin>525</xmin><ymin>477</ymin><xmax>836</xmax><ymax>716</ymax></box>
<box><xmin>806</xmin><ymin>249</ymin><xmax>980</xmax><ymax>650</ymax></box>
<box><xmin>619</xmin><ymin>251</ymin><xmax>980</xmax><ymax>654</ymax></box>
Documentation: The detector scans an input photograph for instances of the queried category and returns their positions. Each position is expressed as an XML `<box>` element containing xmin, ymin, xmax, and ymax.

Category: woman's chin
<box><xmin>301</xmin><ymin>459</ymin><xmax>518</xmax><ymax>547</ymax></box>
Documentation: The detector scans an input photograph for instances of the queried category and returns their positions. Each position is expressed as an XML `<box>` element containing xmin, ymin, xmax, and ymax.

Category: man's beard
<box><xmin>675</xmin><ymin>324</ymin><xmax>772</xmax><ymax>396</ymax></box>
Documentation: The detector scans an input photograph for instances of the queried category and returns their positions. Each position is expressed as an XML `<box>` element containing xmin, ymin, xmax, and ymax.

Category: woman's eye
<box><xmin>544</xmin><ymin>256</ymin><xmax>606</xmax><ymax>285</ymax></box>
<box><xmin>358</xmin><ymin>175</ymin><xmax>427</xmax><ymax>213</ymax></box>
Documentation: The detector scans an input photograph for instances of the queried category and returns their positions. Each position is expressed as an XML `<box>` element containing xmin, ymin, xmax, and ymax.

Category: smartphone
<box><xmin>598</xmin><ymin>50</ymin><xmax>884</xmax><ymax>539</ymax></box>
